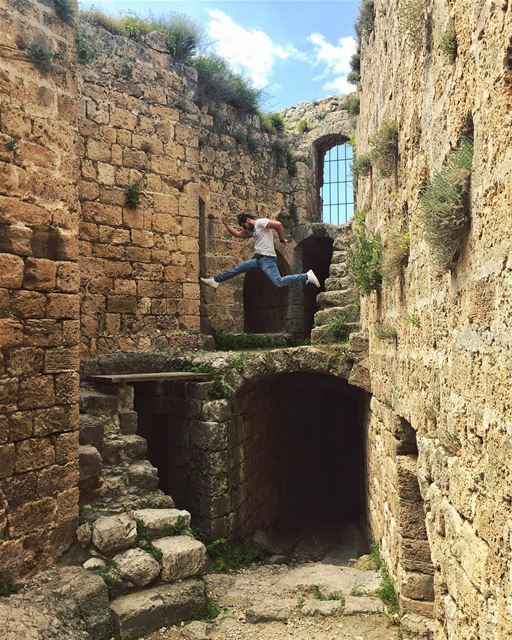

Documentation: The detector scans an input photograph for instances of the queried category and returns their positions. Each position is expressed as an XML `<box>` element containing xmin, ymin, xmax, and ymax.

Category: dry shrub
<box><xmin>384</xmin><ymin>232</ymin><xmax>410</xmax><ymax>280</ymax></box>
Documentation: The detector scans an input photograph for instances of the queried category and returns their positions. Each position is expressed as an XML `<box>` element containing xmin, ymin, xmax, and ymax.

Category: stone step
<box><xmin>316</xmin><ymin>289</ymin><xmax>355</xmax><ymax>309</ymax></box>
<box><xmin>153</xmin><ymin>536</ymin><xmax>206</xmax><ymax>582</ymax></box>
<box><xmin>80</xmin><ymin>388</ymin><xmax>119</xmax><ymax>416</ymax></box>
<box><xmin>329</xmin><ymin>250</ymin><xmax>349</xmax><ymax>264</ymax></box>
<box><xmin>91</xmin><ymin>491</ymin><xmax>174</xmax><ymax>517</ymax></box>
<box><xmin>127</xmin><ymin>461</ymin><xmax>160</xmax><ymax>491</ymax></box>
<box><xmin>79</xmin><ymin>414</ymin><xmax>106</xmax><ymax>451</ymax></box>
<box><xmin>131</xmin><ymin>508</ymin><xmax>191</xmax><ymax>538</ymax></box>
<box><xmin>102</xmin><ymin>435</ymin><xmax>148</xmax><ymax>465</ymax></box>
<box><xmin>328</xmin><ymin>262</ymin><xmax>350</xmax><ymax>278</ymax></box>
<box><xmin>110</xmin><ymin>578</ymin><xmax>207</xmax><ymax>639</ymax></box>
<box><xmin>314</xmin><ymin>304</ymin><xmax>360</xmax><ymax>327</ymax></box>
<box><xmin>324</xmin><ymin>276</ymin><xmax>354</xmax><ymax>291</ymax></box>
<box><xmin>310</xmin><ymin>321</ymin><xmax>359</xmax><ymax>345</ymax></box>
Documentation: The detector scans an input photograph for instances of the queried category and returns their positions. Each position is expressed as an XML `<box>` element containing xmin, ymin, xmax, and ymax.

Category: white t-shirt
<box><xmin>252</xmin><ymin>218</ymin><xmax>277</xmax><ymax>257</ymax></box>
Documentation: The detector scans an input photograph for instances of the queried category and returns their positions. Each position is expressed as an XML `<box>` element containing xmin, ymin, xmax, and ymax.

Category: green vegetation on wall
<box><xmin>439</xmin><ymin>20</ymin><xmax>457</xmax><ymax>62</ymax></box>
<box><xmin>419</xmin><ymin>138</ymin><xmax>473</xmax><ymax>270</ymax></box>
<box><xmin>27</xmin><ymin>41</ymin><xmax>53</xmax><ymax>73</ymax></box>
<box><xmin>356</xmin><ymin>0</ymin><xmax>375</xmax><ymax>41</ymax></box>
<box><xmin>369</xmin><ymin>121</ymin><xmax>398</xmax><ymax>177</ymax></box>
<box><xmin>349</xmin><ymin>211</ymin><xmax>383</xmax><ymax>295</ymax></box>
<box><xmin>384</xmin><ymin>232</ymin><xmax>410</xmax><ymax>280</ymax></box>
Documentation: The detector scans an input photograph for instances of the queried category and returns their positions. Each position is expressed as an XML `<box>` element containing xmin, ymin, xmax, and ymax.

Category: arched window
<box><xmin>320</xmin><ymin>143</ymin><xmax>354</xmax><ymax>225</ymax></box>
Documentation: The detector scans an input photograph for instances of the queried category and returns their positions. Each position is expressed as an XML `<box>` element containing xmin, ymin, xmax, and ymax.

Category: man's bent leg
<box><xmin>214</xmin><ymin>258</ymin><xmax>259</xmax><ymax>283</ymax></box>
<box><xmin>259</xmin><ymin>256</ymin><xmax>308</xmax><ymax>288</ymax></box>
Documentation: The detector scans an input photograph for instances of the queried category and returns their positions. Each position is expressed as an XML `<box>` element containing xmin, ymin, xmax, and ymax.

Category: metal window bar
<box><xmin>320</xmin><ymin>143</ymin><xmax>354</xmax><ymax>225</ymax></box>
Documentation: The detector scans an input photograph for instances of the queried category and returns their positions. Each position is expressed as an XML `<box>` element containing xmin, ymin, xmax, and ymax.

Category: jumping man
<box><xmin>200</xmin><ymin>213</ymin><xmax>321</xmax><ymax>289</ymax></box>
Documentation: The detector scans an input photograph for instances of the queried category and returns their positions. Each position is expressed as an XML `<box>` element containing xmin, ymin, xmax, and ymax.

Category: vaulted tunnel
<box><xmin>136</xmin><ymin>370</ymin><xmax>369</xmax><ymax>558</ymax></box>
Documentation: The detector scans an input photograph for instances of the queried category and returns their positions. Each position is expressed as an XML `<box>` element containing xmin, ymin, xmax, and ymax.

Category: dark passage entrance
<box><xmin>232</xmin><ymin>372</ymin><xmax>369</xmax><ymax>559</ymax></box>
<box><xmin>243</xmin><ymin>253</ymin><xmax>290</xmax><ymax>333</ymax></box>
<box><xmin>300</xmin><ymin>237</ymin><xmax>333</xmax><ymax>339</ymax></box>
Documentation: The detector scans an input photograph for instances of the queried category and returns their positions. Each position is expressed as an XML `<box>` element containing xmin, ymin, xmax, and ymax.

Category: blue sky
<box><xmin>78</xmin><ymin>0</ymin><xmax>360</xmax><ymax>110</ymax></box>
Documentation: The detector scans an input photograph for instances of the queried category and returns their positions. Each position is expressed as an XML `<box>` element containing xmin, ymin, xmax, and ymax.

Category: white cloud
<box><xmin>206</xmin><ymin>9</ymin><xmax>302</xmax><ymax>89</ymax></box>
<box><xmin>308</xmin><ymin>32</ymin><xmax>357</xmax><ymax>96</ymax></box>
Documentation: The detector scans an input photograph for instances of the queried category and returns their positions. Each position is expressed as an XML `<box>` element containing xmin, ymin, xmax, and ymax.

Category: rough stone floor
<box><xmin>145</xmin><ymin>561</ymin><xmax>398</xmax><ymax>640</ymax></box>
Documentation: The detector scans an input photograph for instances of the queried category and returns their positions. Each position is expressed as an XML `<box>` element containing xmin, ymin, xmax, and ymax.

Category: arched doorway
<box><xmin>243</xmin><ymin>252</ymin><xmax>290</xmax><ymax>334</ymax></box>
<box><xmin>300</xmin><ymin>236</ymin><xmax>334</xmax><ymax>339</ymax></box>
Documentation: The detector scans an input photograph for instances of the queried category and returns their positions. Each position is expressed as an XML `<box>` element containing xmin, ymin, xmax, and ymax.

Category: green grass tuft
<box><xmin>327</xmin><ymin>314</ymin><xmax>350</xmax><ymax>343</ymax></box>
<box><xmin>375</xmin><ymin>323</ymin><xmax>398</xmax><ymax>341</ymax></box>
<box><xmin>384</xmin><ymin>232</ymin><xmax>410</xmax><ymax>280</ymax></box>
<box><xmin>369</xmin><ymin>121</ymin><xmax>398</xmax><ymax>177</ymax></box>
<box><xmin>419</xmin><ymin>138</ymin><xmax>473</xmax><ymax>270</ymax></box>
<box><xmin>352</xmin><ymin>153</ymin><xmax>372</xmax><ymax>180</ymax></box>
<box><xmin>192</xmin><ymin>55</ymin><xmax>261</xmax><ymax>113</ymax></box>
<box><xmin>53</xmin><ymin>0</ymin><xmax>73</xmax><ymax>23</ymax></box>
<box><xmin>0</xmin><ymin>572</ymin><xmax>17</xmax><ymax>598</ymax></box>
<box><xmin>343</xmin><ymin>94</ymin><xmax>360</xmax><ymax>116</ymax></box>
<box><xmin>206</xmin><ymin>538</ymin><xmax>269</xmax><ymax>573</ymax></box>
<box><xmin>406</xmin><ymin>311</ymin><xmax>420</xmax><ymax>328</ymax></box>
<box><xmin>123</xmin><ymin>178</ymin><xmax>144</xmax><ymax>209</ymax></box>
<box><xmin>4</xmin><ymin>138</ymin><xmax>18</xmax><ymax>152</ymax></box>
<box><xmin>76</xmin><ymin>26</ymin><xmax>102</xmax><ymax>65</ymax></box>
<box><xmin>27</xmin><ymin>41</ymin><xmax>53</xmax><ymax>73</ymax></box>
<box><xmin>297</xmin><ymin>119</ymin><xmax>309</xmax><ymax>133</ymax></box>
<box><xmin>313</xmin><ymin>585</ymin><xmax>345</xmax><ymax>603</ymax></box>
<box><xmin>439</xmin><ymin>20</ymin><xmax>457</xmax><ymax>62</ymax></box>
<box><xmin>349</xmin><ymin>211</ymin><xmax>383</xmax><ymax>295</ymax></box>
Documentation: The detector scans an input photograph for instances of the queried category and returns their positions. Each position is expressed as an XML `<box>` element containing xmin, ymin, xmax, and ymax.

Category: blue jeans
<box><xmin>214</xmin><ymin>256</ymin><xmax>308</xmax><ymax>288</ymax></box>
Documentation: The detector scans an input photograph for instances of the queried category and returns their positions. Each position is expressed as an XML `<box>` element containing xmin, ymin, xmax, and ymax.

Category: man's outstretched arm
<box><xmin>221</xmin><ymin>215</ymin><xmax>252</xmax><ymax>239</ymax></box>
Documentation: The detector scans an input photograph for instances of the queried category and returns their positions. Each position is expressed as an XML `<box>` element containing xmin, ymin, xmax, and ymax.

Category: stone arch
<box><xmin>243</xmin><ymin>251</ymin><xmax>290</xmax><ymax>334</ymax></box>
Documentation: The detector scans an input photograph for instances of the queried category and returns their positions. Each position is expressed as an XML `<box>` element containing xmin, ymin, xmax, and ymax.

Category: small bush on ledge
<box><xmin>297</xmin><ymin>119</ymin><xmax>309</xmax><ymax>133</ymax></box>
<box><xmin>384</xmin><ymin>232</ymin><xmax>410</xmax><ymax>280</ymax></box>
<box><xmin>369</xmin><ymin>121</ymin><xmax>398</xmax><ymax>177</ymax></box>
<box><xmin>27</xmin><ymin>41</ymin><xmax>53</xmax><ymax>73</ymax></box>
<box><xmin>419</xmin><ymin>138</ymin><xmax>473</xmax><ymax>270</ymax></box>
<box><xmin>349</xmin><ymin>211</ymin><xmax>383</xmax><ymax>295</ymax></box>
<box><xmin>352</xmin><ymin>153</ymin><xmax>372</xmax><ymax>180</ymax></box>
<box><xmin>343</xmin><ymin>94</ymin><xmax>360</xmax><ymax>116</ymax></box>
<box><xmin>53</xmin><ymin>0</ymin><xmax>73</xmax><ymax>24</ymax></box>
<box><xmin>439</xmin><ymin>20</ymin><xmax>457</xmax><ymax>62</ymax></box>
<box><xmin>123</xmin><ymin>177</ymin><xmax>144</xmax><ymax>209</ymax></box>
<box><xmin>347</xmin><ymin>50</ymin><xmax>361</xmax><ymax>84</ymax></box>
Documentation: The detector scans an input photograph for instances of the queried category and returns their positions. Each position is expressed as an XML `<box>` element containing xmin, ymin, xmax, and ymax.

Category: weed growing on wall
<box><xmin>119</xmin><ymin>57</ymin><xmax>134</xmax><ymax>78</ymax></box>
<box><xmin>356</xmin><ymin>0</ymin><xmax>375</xmax><ymax>41</ymax></box>
<box><xmin>352</xmin><ymin>153</ymin><xmax>372</xmax><ymax>180</ymax></box>
<box><xmin>369</xmin><ymin>121</ymin><xmax>398</xmax><ymax>177</ymax></box>
<box><xmin>327</xmin><ymin>314</ymin><xmax>350</xmax><ymax>343</ymax></box>
<box><xmin>384</xmin><ymin>232</ymin><xmax>410</xmax><ymax>280</ymax></box>
<box><xmin>370</xmin><ymin>545</ymin><xmax>399</xmax><ymax>615</ymax></box>
<box><xmin>123</xmin><ymin>177</ymin><xmax>144</xmax><ymax>209</ymax></box>
<box><xmin>4</xmin><ymin>138</ymin><xmax>18</xmax><ymax>152</ymax></box>
<box><xmin>439</xmin><ymin>20</ymin><xmax>457</xmax><ymax>62</ymax></box>
<box><xmin>53</xmin><ymin>0</ymin><xmax>73</xmax><ymax>23</ymax></box>
<box><xmin>80</xmin><ymin>10</ymin><xmax>124</xmax><ymax>35</ymax></box>
<box><xmin>349</xmin><ymin>211</ymin><xmax>383</xmax><ymax>295</ymax></box>
<box><xmin>0</xmin><ymin>572</ymin><xmax>17</xmax><ymax>597</ymax></box>
<box><xmin>27</xmin><ymin>41</ymin><xmax>53</xmax><ymax>73</ymax></box>
<box><xmin>286</xmin><ymin>151</ymin><xmax>298</xmax><ymax>176</ymax></box>
<box><xmin>76</xmin><ymin>26</ymin><xmax>102</xmax><ymax>65</ymax></box>
<box><xmin>343</xmin><ymin>94</ymin><xmax>360</xmax><ymax>116</ymax></box>
<box><xmin>419</xmin><ymin>138</ymin><xmax>473</xmax><ymax>269</ymax></box>
<box><xmin>399</xmin><ymin>0</ymin><xmax>427</xmax><ymax>52</ymax></box>
<box><xmin>160</xmin><ymin>16</ymin><xmax>202</xmax><ymax>62</ymax></box>
<box><xmin>213</xmin><ymin>331</ymin><xmax>294</xmax><ymax>350</ymax></box>
<box><xmin>297</xmin><ymin>119</ymin><xmax>309</xmax><ymax>133</ymax></box>
<box><xmin>375</xmin><ymin>323</ymin><xmax>398</xmax><ymax>341</ymax></box>
<box><xmin>406</xmin><ymin>311</ymin><xmax>420</xmax><ymax>327</ymax></box>
<box><xmin>312</xmin><ymin>585</ymin><xmax>345</xmax><ymax>603</ymax></box>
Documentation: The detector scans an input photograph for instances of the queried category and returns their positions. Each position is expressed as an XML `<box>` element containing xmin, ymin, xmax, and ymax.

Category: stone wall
<box><xmin>0</xmin><ymin>0</ymin><xmax>80</xmax><ymax>575</ymax></box>
<box><xmin>357</xmin><ymin>1</ymin><xmax>512</xmax><ymax>638</ymax></box>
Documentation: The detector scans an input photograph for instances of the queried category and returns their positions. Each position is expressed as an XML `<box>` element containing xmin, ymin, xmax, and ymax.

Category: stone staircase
<box><xmin>311</xmin><ymin>224</ymin><xmax>360</xmax><ymax>344</ymax></box>
<box><xmin>77</xmin><ymin>381</ymin><xmax>208</xmax><ymax>638</ymax></box>
<box><xmin>79</xmin><ymin>383</ymin><xmax>173</xmax><ymax>517</ymax></box>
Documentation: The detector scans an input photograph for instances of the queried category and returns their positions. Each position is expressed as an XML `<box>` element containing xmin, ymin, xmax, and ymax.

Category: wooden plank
<box><xmin>87</xmin><ymin>372</ymin><xmax>211</xmax><ymax>383</ymax></box>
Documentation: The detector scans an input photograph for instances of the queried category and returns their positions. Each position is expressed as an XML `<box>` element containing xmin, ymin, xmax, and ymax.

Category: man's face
<box><xmin>241</xmin><ymin>218</ymin><xmax>255</xmax><ymax>231</ymax></box>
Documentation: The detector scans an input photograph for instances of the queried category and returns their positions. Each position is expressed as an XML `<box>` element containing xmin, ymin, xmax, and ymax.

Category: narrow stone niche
<box><xmin>135</xmin><ymin>372</ymin><xmax>369</xmax><ymax>556</ymax></box>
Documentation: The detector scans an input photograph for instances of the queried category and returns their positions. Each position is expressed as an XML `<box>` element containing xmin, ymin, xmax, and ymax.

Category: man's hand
<box><xmin>221</xmin><ymin>215</ymin><xmax>229</xmax><ymax>225</ymax></box>
<box><xmin>280</xmin><ymin>238</ymin><xmax>289</xmax><ymax>244</ymax></box>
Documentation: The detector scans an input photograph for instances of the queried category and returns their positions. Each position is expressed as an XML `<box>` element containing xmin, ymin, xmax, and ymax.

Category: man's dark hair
<box><xmin>237</xmin><ymin>213</ymin><xmax>255</xmax><ymax>227</ymax></box>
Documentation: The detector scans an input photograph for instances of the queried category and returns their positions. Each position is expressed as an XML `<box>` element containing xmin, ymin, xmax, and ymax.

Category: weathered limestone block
<box><xmin>79</xmin><ymin>414</ymin><xmax>105</xmax><ymax>450</ymax></box>
<box><xmin>131</xmin><ymin>508</ymin><xmax>191</xmax><ymax>537</ymax></box>
<box><xmin>113</xmin><ymin>548</ymin><xmax>161</xmax><ymax>587</ymax></box>
<box><xmin>110</xmin><ymin>578</ymin><xmax>207</xmax><ymax>639</ymax></box>
<box><xmin>153</xmin><ymin>536</ymin><xmax>206</xmax><ymax>582</ymax></box>
<box><xmin>79</xmin><ymin>444</ymin><xmax>102</xmax><ymax>481</ymax></box>
<box><xmin>127</xmin><ymin>461</ymin><xmax>159</xmax><ymax>490</ymax></box>
<box><xmin>92</xmin><ymin>514</ymin><xmax>137</xmax><ymax>554</ymax></box>
<box><xmin>301</xmin><ymin>600</ymin><xmax>343</xmax><ymax>617</ymax></box>
<box><xmin>400</xmin><ymin>570</ymin><xmax>434</xmax><ymax>602</ymax></box>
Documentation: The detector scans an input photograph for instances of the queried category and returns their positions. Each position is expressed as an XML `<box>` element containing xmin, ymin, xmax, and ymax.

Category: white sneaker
<box><xmin>306</xmin><ymin>269</ymin><xmax>320</xmax><ymax>288</ymax></box>
<box><xmin>200</xmin><ymin>277</ymin><xmax>219</xmax><ymax>289</ymax></box>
